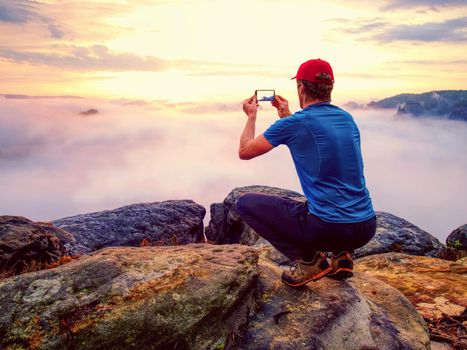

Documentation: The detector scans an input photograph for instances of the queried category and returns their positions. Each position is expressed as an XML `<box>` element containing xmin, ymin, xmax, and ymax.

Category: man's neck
<box><xmin>303</xmin><ymin>99</ymin><xmax>327</xmax><ymax>109</ymax></box>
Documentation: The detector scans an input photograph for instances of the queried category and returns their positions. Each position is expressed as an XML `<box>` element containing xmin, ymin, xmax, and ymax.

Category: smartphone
<box><xmin>255</xmin><ymin>89</ymin><xmax>275</xmax><ymax>102</ymax></box>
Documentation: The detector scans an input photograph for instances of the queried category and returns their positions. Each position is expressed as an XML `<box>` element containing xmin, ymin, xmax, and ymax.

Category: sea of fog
<box><xmin>1</xmin><ymin>96</ymin><xmax>466</xmax><ymax>242</ymax></box>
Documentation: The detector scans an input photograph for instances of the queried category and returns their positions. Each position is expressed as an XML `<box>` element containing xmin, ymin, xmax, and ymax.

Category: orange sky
<box><xmin>0</xmin><ymin>0</ymin><xmax>466</xmax><ymax>103</ymax></box>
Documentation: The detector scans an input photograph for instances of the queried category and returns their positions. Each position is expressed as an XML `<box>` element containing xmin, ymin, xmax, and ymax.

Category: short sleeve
<box><xmin>263</xmin><ymin>117</ymin><xmax>297</xmax><ymax>147</ymax></box>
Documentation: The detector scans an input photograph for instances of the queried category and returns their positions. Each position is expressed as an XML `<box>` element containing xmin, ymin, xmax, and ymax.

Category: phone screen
<box><xmin>255</xmin><ymin>90</ymin><xmax>275</xmax><ymax>102</ymax></box>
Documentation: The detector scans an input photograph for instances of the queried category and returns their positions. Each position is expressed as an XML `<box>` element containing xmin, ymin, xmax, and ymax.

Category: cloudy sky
<box><xmin>1</xmin><ymin>0</ymin><xmax>466</xmax><ymax>102</ymax></box>
<box><xmin>1</xmin><ymin>0</ymin><xmax>466</xmax><ymax>242</ymax></box>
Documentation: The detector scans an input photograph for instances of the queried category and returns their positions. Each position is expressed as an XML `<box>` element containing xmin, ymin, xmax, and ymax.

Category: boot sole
<box><xmin>327</xmin><ymin>267</ymin><xmax>354</xmax><ymax>280</ymax></box>
<box><xmin>281</xmin><ymin>266</ymin><xmax>332</xmax><ymax>287</ymax></box>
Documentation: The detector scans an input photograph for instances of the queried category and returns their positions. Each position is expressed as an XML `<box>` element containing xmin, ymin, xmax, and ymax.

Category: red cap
<box><xmin>291</xmin><ymin>58</ymin><xmax>334</xmax><ymax>84</ymax></box>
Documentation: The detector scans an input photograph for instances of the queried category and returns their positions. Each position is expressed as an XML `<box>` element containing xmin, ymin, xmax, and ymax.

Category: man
<box><xmin>235</xmin><ymin>58</ymin><xmax>377</xmax><ymax>288</ymax></box>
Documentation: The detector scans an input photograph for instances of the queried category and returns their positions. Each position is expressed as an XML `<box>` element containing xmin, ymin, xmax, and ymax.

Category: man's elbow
<box><xmin>238</xmin><ymin>150</ymin><xmax>254</xmax><ymax>160</ymax></box>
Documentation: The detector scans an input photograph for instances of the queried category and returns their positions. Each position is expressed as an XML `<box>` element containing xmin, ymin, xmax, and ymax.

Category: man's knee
<box><xmin>234</xmin><ymin>192</ymin><xmax>258</xmax><ymax>216</ymax></box>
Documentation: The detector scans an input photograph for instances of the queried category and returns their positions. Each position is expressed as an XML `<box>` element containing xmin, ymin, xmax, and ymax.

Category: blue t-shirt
<box><xmin>263</xmin><ymin>102</ymin><xmax>375</xmax><ymax>223</ymax></box>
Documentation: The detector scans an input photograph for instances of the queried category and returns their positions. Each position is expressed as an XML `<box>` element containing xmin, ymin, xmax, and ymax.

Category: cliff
<box><xmin>367</xmin><ymin>90</ymin><xmax>467</xmax><ymax>121</ymax></box>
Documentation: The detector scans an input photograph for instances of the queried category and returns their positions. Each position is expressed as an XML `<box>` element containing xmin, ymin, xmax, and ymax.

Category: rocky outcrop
<box><xmin>355</xmin><ymin>252</ymin><xmax>467</xmax><ymax>319</ymax></box>
<box><xmin>0</xmin><ymin>216</ymin><xmax>66</xmax><ymax>275</ymax></box>
<box><xmin>449</xmin><ymin>101</ymin><xmax>467</xmax><ymax>121</ymax></box>
<box><xmin>397</xmin><ymin>100</ymin><xmax>424</xmax><ymax>116</ymax></box>
<box><xmin>0</xmin><ymin>243</ymin><xmax>431</xmax><ymax>350</ymax></box>
<box><xmin>207</xmin><ymin>186</ymin><xmax>445</xmax><ymax>258</ymax></box>
<box><xmin>444</xmin><ymin>224</ymin><xmax>467</xmax><ymax>261</ymax></box>
<box><xmin>53</xmin><ymin>200</ymin><xmax>206</xmax><ymax>255</ymax></box>
<box><xmin>0</xmin><ymin>244</ymin><xmax>258</xmax><ymax>350</ymax></box>
<box><xmin>354</xmin><ymin>211</ymin><xmax>445</xmax><ymax>258</ymax></box>
<box><xmin>235</xmin><ymin>251</ymin><xmax>430</xmax><ymax>350</ymax></box>
<box><xmin>79</xmin><ymin>108</ymin><xmax>98</xmax><ymax>116</ymax></box>
<box><xmin>36</xmin><ymin>221</ymin><xmax>79</xmax><ymax>256</ymax></box>
<box><xmin>368</xmin><ymin>90</ymin><xmax>467</xmax><ymax>121</ymax></box>
<box><xmin>355</xmin><ymin>253</ymin><xmax>467</xmax><ymax>349</ymax></box>
<box><xmin>205</xmin><ymin>185</ymin><xmax>305</xmax><ymax>245</ymax></box>
<box><xmin>447</xmin><ymin>224</ymin><xmax>467</xmax><ymax>250</ymax></box>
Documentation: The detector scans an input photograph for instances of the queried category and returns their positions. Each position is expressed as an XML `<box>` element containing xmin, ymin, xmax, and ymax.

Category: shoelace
<box><xmin>289</xmin><ymin>260</ymin><xmax>303</xmax><ymax>276</ymax></box>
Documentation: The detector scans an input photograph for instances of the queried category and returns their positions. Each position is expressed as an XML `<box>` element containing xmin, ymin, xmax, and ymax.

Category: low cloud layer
<box><xmin>1</xmin><ymin>96</ymin><xmax>466</xmax><ymax>242</ymax></box>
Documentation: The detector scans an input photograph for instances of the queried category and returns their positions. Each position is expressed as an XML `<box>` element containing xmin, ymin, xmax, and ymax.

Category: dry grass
<box><xmin>438</xmin><ymin>247</ymin><xmax>467</xmax><ymax>261</ymax></box>
<box><xmin>0</xmin><ymin>255</ymin><xmax>78</xmax><ymax>281</ymax></box>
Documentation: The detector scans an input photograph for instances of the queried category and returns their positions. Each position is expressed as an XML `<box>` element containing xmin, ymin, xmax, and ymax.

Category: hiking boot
<box><xmin>327</xmin><ymin>251</ymin><xmax>354</xmax><ymax>279</ymax></box>
<box><xmin>281</xmin><ymin>252</ymin><xmax>332</xmax><ymax>287</ymax></box>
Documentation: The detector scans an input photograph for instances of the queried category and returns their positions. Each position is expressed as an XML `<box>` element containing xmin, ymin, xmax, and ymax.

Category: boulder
<box><xmin>355</xmin><ymin>252</ymin><xmax>467</xmax><ymax>349</ymax></box>
<box><xmin>0</xmin><ymin>242</ymin><xmax>434</xmax><ymax>350</ymax></box>
<box><xmin>446</xmin><ymin>224</ymin><xmax>467</xmax><ymax>250</ymax></box>
<box><xmin>235</xmin><ymin>254</ymin><xmax>430</xmax><ymax>350</ymax></box>
<box><xmin>354</xmin><ymin>211</ymin><xmax>445</xmax><ymax>258</ymax></box>
<box><xmin>0</xmin><ymin>216</ymin><xmax>66</xmax><ymax>275</ymax></box>
<box><xmin>207</xmin><ymin>186</ymin><xmax>445</xmax><ymax>258</ymax></box>
<box><xmin>53</xmin><ymin>200</ymin><xmax>206</xmax><ymax>255</ymax></box>
<box><xmin>205</xmin><ymin>185</ymin><xmax>305</xmax><ymax>245</ymax></box>
<box><xmin>0</xmin><ymin>244</ymin><xmax>258</xmax><ymax>350</ymax></box>
<box><xmin>37</xmin><ymin>221</ymin><xmax>81</xmax><ymax>257</ymax></box>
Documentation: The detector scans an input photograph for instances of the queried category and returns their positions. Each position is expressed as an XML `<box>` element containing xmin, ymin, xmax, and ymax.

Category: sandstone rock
<box><xmin>53</xmin><ymin>200</ymin><xmax>206</xmax><ymax>255</ymax></box>
<box><xmin>235</xmin><ymin>256</ymin><xmax>430</xmax><ymax>350</ymax></box>
<box><xmin>354</xmin><ymin>211</ymin><xmax>445</xmax><ymax>258</ymax></box>
<box><xmin>36</xmin><ymin>221</ymin><xmax>81</xmax><ymax>256</ymax></box>
<box><xmin>205</xmin><ymin>185</ymin><xmax>306</xmax><ymax>245</ymax></box>
<box><xmin>254</xmin><ymin>239</ymin><xmax>290</xmax><ymax>266</ymax></box>
<box><xmin>0</xmin><ymin>216</ymin><xmax>66</xmax><ymax>275</ymax></box>
<box><xmin>349</xmin><ymin>273</ymin><xmax>431</xmax><ymax>350</ymax></box>
<box><xmin>207</xmin><ymin>186</ymin><xmax>445</xmax><ymax>259</ymax></box>
<box><xmin>446</xmin><ymin>224</ymin><xmax>467</xmax><ymax>250</ymax></box>
<box><xmin>430</xmin><ymin>342</ymin><xmax>454</xmax><ymax>350</ymax></box>
<box><xmin>1</xmin><ymin>242</ymin><xmax>435</xmax><ymax>350</ymax></box>
<box><xmin>355</xmin><ymin>252</ymin><xmax>467</xmax><ymax>319</ymax></box>
<box><xmin>0</xmin><ymin>244</ymin><xmax>258</xmax><ymax>350</ymax></box>
<box><xmin>355</xmin><ymin>252</ymin><xmax>467</xmax><ymax>349</ymax></box>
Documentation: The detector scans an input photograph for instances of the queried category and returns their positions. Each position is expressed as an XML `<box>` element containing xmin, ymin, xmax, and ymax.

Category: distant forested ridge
<box><xmin>367</xmin><ymin>90</ymin><xmax>467</xmax><ymax>121</ymax></box>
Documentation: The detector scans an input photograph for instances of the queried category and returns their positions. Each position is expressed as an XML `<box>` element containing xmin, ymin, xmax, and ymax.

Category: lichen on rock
<box><xmin>0</xmin><ymin>244</ymin><xmax>258</xmax><ymax>350</ymax></box>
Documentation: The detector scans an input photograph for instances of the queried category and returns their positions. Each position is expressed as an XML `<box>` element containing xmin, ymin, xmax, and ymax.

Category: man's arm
<box><xmin>239</xmin><ymin>96</ymin><xmax>274</xmax><ymax>160</ymax></box>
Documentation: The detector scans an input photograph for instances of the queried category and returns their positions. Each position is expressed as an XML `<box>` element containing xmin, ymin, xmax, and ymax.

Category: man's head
<box><xmin>292</xmin><ymin>59</ymin><xmax>334</xmax><ymax>108</ymax></box>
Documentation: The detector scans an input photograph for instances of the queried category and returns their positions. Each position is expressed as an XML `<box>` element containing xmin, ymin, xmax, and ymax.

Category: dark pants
<box><xmin>235</xmin><ymin>192</ymin><xmax>376</xmax><ymax>261</ymax></box>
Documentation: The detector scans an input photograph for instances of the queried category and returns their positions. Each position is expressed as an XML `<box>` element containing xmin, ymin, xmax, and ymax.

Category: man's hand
<box><xmin>239</xmin><ymin>95</ymin><xmax>273</xmax><ymax>160</ymax></box>
<box><xmin>243</xmin><ymin>95</ymin><xmax>258</xmax><ymax>118</ymax></box>
<box><xmin>271</xmin><ymin>95</ymin><xmax>291</xmax><ymax>118</ymax></box>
